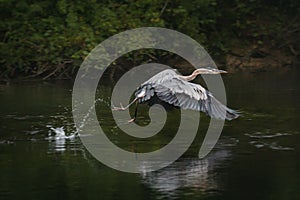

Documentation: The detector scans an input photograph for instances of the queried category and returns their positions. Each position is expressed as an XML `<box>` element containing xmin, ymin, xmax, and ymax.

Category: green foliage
<box><xmin>0</xmin><ymin>0</ymin><xmax>298</xmax><ymax>79</ymax></box>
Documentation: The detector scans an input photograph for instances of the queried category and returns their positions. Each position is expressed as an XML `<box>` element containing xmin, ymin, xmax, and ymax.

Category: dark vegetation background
<box><xmin>1</xmin><ymin>0</ymin><xmax>299</xmax><ymax>80</ymax></box>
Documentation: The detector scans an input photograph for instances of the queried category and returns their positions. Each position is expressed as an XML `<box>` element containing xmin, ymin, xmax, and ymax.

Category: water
<box><xmin>0</xmin><ymin>69</ymin><xmax>300</xmax><ymax>200</ymax></box>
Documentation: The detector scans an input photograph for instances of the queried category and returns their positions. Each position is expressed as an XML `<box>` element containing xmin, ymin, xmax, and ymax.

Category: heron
<box><xmin>112</xmin><ymin>68</ymin><xmax>239</xmax><ymax>122</ymax></box>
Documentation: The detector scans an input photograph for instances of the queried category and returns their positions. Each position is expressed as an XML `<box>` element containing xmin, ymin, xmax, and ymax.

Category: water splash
<box><xmin>75</xmin><ymin>98</ymin><xmax>108</xmax><ymax>132</ymax></box>
<box><xmin>49</xmin><ymin>127</ymin><xmax>76</xmax><ymax>140</ymax></box>
<box><xmin>46</xmin><ymin>125</ymin><xmax>76</xmax><ymax>152</ymax></box>
<box><xmin>46</xmin><ymin>98</ymin><xmax>109</xmax><ymax>153</ymax></box>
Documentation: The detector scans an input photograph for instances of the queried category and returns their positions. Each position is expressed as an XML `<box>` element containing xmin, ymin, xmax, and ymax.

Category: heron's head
<box><xmin>193</xmin><ymin>68</ymin><xmax>227</xmax><ymax>75</ymax></box>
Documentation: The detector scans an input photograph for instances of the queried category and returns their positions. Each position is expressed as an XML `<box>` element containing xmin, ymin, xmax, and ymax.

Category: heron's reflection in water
<box><xmin>141</xmin><ymin>149</ymin><xmax>231</xmax><ymax>198</ymax></box>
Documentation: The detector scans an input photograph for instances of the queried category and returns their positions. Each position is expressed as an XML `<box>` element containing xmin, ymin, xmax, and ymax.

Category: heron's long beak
<box><xmin>218</xmin><ymin>70</ymin><xmax>227</xmax><ymax>74</ymax></box>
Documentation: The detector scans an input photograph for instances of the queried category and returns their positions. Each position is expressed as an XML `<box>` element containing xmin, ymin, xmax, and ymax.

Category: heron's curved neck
<box><xmin>179</xmin><ymin>72</ymin><xmax>198</xmax><ymax>81</ymax></box>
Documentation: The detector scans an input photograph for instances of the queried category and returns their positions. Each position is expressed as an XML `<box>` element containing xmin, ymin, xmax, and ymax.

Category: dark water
<box><xmin>0</xmin><ymin>68</ymin><xmax>300</xmax><ymax>200</ymax></box>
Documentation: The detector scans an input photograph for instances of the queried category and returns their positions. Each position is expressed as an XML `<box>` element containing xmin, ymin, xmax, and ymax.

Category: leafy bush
<box><xmin>0</xmin><ymin>0</ymin><xmax>298</xmax><ymax>79</ymax></box>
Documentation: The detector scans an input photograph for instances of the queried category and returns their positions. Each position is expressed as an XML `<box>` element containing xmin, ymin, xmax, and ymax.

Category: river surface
<box><xmin>0</xmin><ymin>68</ymin><xmax>300</xmax><ymax>200</ymax></box>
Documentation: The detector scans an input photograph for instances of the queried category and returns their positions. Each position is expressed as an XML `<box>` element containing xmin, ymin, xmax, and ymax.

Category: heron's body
<box><xmin>113</xmin><ymin>68</ymin><xmax>239</xmax><ymax>121</ymax></box>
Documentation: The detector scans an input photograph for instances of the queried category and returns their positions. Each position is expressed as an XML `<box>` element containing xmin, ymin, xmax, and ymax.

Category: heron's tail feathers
<box><xmin>225</xmin><ymin>107</ymin><xmax>240</xmax><ymax>120</ymax></box>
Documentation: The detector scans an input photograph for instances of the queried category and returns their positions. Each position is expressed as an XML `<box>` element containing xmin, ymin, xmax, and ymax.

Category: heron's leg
<box><xmin>112</xmin><ymin>97</ymin><xmax>138</xmax><ymax>111</ymax></box>
<box><xmin>128</xmin><ymin>101</ymin><xmax>139</xmax><ymax>123</ymax></box>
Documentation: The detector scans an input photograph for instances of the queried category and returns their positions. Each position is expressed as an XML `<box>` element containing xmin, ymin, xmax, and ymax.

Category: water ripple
<box><xmin>246</xmin><ymin>131</ymin><xmax>295</xmax><ymax>151</ymax></box>
<box><xmin>245</xmin><ymin>132</ymin><xmax>292</xmax><ymax>139</ymax></box>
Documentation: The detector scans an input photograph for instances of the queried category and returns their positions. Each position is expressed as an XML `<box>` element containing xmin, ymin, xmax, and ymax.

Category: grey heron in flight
<box><xmin>112</xmin><ymin>68</ymin><xmax>239</xmax><ymax>122</ymax></box>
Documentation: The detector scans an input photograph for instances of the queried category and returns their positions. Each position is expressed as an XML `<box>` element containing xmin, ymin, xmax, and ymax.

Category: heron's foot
<box><xmin>128</xmin><ymin>118</ymin><xmax>136</xmax><ymax>123</ymax></box>
<box><xmin>112</xmin><ymin>103</ymin><xmax>126</xmax><ymax>111</ymax></box>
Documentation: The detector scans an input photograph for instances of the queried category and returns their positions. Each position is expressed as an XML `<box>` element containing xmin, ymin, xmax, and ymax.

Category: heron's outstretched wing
<box><xmin>136</xmin><ymin>69</ymin><xmax>239</xmax><ymax>120</ymax></box>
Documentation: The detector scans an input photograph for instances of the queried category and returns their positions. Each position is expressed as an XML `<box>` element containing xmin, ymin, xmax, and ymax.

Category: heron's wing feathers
<box><xmin>154</xmin><ymin>78</ymin><xmax>209</xmax><ymax>111</ymax></box>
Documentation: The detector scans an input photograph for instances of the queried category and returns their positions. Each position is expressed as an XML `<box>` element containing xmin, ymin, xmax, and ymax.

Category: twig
<box><xmin>288</xmin><ymin>45</ymin><xmax>298</xmax><ymax>56</ymax></box>
<box><xmin>43</xmin><ymin>66</ymin><xmax>61</xmax><ymax>80</ymax></box>
<box><xmin>159</xmin><ymin>0</ymin><xmax>169</xmax><ymax>17</ymax></box>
